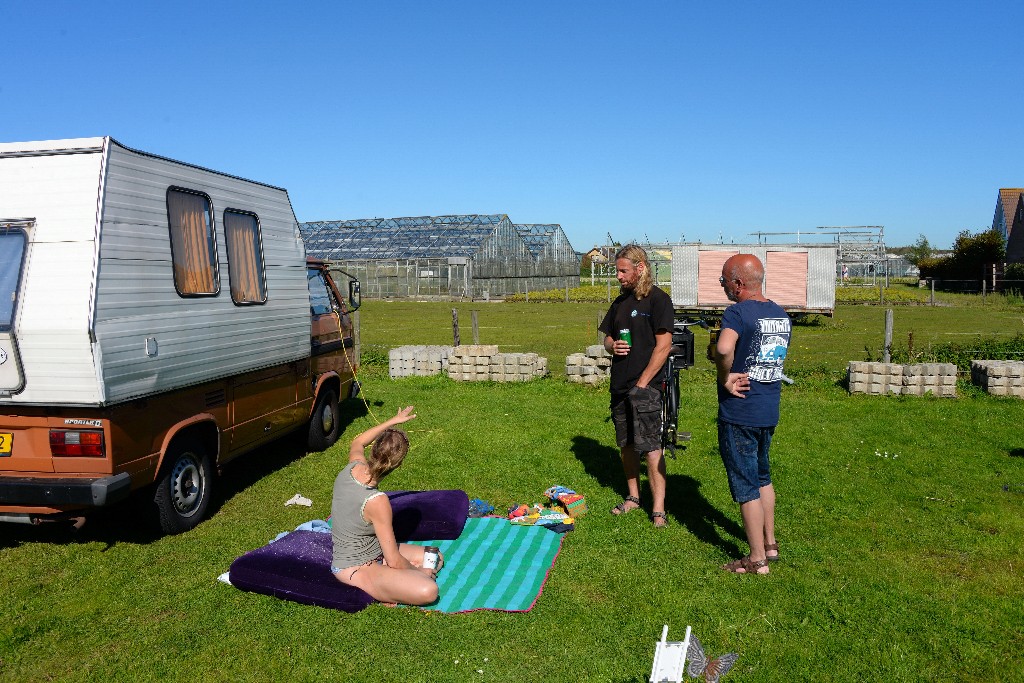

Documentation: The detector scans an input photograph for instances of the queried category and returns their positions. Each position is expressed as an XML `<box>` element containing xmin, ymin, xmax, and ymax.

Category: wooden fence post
<box><xmin>471</xmin><ymin>310</ymin><xmax>479</xmax><ymax>345</ymax></box>
<box><xmin>882</xmin><ymin>309</ymin><xmax>893</xmax><ymax>363</ymax></box>
<box><xmin>596</xmin><ymin>312</ymin><xmax>603</xmax><ymax>346</ymax></box>
<box><xmin>452</xmin><ymin>308</ymin><xmax>460</xmax><ymax>347</ymax></box>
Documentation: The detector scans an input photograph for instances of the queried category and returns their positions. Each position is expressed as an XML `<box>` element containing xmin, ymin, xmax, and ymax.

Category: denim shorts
<box><xmin>717</xmin><ymin>420</ymin><xmax>774</xmax><ymax>503</ymax></box>
<box><xmin>611</xmin><ymin>385</ymin><xmax>663</xmax><ymax>455</ymax></box>
<box><xmin>331</xmin><ymin>553</ymin><xmax>385</xmax><ymax>579</ymax></box>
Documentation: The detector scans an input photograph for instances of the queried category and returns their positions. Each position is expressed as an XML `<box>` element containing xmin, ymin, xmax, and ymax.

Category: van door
<box><xmin>307</xmin><ymin>267</ymin><xmax>352</xmax><ymax>381</ymax></box>
<box><xmin>0</xmin><ymin>222</ymin><xmax>29</xmax><ymax>396</ymax></box>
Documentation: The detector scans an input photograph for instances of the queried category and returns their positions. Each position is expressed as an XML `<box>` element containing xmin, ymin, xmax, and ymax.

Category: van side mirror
<box><xmin>348</xmin><ymin>280</ymin><xmax>361</xmax><ymax>311</ymax></box>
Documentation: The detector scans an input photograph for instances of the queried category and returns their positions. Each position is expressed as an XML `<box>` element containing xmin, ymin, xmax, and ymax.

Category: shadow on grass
<box><xmin>0</xmin><ymin>399</ymin><xmax>371</xmax><ymax>549</ymax></box>
<box><xmin>570</xmin><ymin>435</ymin><xmax>744</xmax><ymax>557</ymax></box>
<box><xmin>1009</xmin><ymin>448</ymin><xmax>1024</xmax><ymax>458</ymax></box>
<box><xmin>663</xmin><ymin>473</ymin><xmax>745</xmax><ymax>557</ymax></box>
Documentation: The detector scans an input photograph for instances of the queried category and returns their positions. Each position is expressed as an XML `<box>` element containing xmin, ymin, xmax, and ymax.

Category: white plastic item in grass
<box><xmin>650</xmin><ymin>624</ymin><xmax>690</xmax><ymax>683</ymax></box>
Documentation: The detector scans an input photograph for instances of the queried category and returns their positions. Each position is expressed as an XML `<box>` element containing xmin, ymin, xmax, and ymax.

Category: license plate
<box><xmin>0</xmin><ymin>432</ymin><xmax>11</xmax><ymax>456</ymax></box>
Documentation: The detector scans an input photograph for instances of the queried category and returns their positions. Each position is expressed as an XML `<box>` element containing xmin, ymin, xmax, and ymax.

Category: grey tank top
<box><xmin>331</xmin><ymin>461</ymin><xmax>386</xmax><ymax>569</ymax></box>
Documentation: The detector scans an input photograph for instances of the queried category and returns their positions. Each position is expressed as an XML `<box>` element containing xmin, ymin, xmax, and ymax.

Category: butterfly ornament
<box><xmin>650</xmin><ymin>626</ymin><xmax>739</xmax><ymax>683</ymax></box>
<box><xmin>686</xmin><ymin>633</ymin><xmax>739</xmax><ymax>683</ymax></box>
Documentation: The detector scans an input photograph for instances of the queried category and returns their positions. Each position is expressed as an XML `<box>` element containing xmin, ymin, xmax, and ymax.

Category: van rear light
<box><xmin>49</xmin><ymin>430</ymin><xmax>106</xmax><ymax>457</ymax></box>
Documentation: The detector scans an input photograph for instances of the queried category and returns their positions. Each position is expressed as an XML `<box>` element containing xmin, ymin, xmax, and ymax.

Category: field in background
<box><xmin>358</xmin><ymin>298</ymin><xmax>1024</xmax><ymax>376</ymax></box>
<box><xmin>2</xmin><ymin>296</ymin><xmax>1023</xmax><ymax>681</ymax></box>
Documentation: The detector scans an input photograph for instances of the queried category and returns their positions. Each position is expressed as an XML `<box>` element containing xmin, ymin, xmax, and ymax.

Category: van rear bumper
<box><xmin>0</xmin><ymin>472</ymin><xmax>132</xmax><ymax>507</ymax></box>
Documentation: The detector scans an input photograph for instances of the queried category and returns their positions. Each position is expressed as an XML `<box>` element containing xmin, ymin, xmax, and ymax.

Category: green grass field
<box><xmin>2</xmin><ymin>298</ymin><xmax>1023</xmax><ymax>682</ymax></box>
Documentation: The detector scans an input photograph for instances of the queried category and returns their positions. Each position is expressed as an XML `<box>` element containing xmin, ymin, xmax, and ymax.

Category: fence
<box><xmin>328</xmin><ymin>259</ymin><xmax>580</xmax><ymax>300</ymax></box>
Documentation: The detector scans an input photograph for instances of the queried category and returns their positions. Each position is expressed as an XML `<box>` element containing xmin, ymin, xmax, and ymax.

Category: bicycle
<box><xmin>660</xmin><ymin>316</ymin><xmax>708</xmax><ymax>458</ymax></box>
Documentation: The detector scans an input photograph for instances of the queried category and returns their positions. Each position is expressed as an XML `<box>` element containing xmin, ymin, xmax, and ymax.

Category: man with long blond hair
<box><xmin>599</xmin><ymin>244</ymin><xmax>674</xmax><ymax>527</ymax></box>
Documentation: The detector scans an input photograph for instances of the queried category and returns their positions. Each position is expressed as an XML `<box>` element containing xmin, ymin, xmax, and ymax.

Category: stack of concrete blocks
<box><xmin>565</xmin><ymin>345</ymin><xmax>612</xmax><ymax>385</ymax></box>
<box><xmin>446</xmin><ymin>345</ymin><xmax>548</xmax><ymax>382</ymax></box>
<box><xmin>970</xmin><ymin>360</ymin><xmax>1024</xmax><ymax>397</ymax></box>
<box><xmin>388</xmin><ymin>345</ymin><xmax>452</xmax><ymax>379</ymax></box>
<box><xmin>847</xmin><ymin>362</ymin><xmax>957</xmax><ymax>397</ymax></box>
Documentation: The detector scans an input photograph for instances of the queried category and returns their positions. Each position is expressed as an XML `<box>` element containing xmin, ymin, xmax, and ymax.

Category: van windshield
<box><xmin>0</xmin><ymin>230</ymin><xmax>27</xmax><ymax>330</ymax></box>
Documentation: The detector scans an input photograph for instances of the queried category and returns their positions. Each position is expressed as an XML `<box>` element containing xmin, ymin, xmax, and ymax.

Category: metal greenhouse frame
<box><xmin>299</xmin><ymin>214</ymin><xmax>580</xmax><ymax>299</ymax></box>
<box><xmin>514</xmin><ymin>223</ymin><xmax>581</xmax><ymax>290</ymax></box>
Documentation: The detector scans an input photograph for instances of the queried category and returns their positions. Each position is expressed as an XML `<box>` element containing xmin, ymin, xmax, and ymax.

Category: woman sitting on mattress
<box><xmin>330</xmin><ymin>405</ymin><xmax>443</xmax><ymax>606</ymax></box>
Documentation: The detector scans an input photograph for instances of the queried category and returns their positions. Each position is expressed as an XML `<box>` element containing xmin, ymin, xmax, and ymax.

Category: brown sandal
<box><xmin>611</xmin><ymin>495</ymin><xmax>641</xmax><ymax>516</ymax></box>
<box><xmin>765</xmin><ymin>542</ymin><xmax>780</xmax><ymax>562</ymax></box>
<box><xmin>720</xmin><ymin>556</ymin><xmax>769</xmax><ymax>574</ymax></box>
<box><xmin>650</xmin><ymin>511</ymin><xmax>668</xmax><ymax>528</ymax></box>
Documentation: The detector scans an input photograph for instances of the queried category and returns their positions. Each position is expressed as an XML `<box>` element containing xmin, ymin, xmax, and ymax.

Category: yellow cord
<box><xmin>340</xmin><ymin>330</ymin><xmax>442</xmax><ymax>453</ymax></box>
<box><xmin>342</xmin><ymin>337</ymin><xmax>381</xmax><ymax>425</ymax></box>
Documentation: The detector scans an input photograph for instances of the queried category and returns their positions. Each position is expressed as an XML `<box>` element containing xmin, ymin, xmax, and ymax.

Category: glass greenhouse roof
<box><xmin>300</xmin><ymin>214</ymin><xmax>513</xmax><ymax>260</ymax></box>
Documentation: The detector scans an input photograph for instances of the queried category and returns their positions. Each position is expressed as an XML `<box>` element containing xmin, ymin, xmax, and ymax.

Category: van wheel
<box><xmin>154</xmin><ymin>440</ymin><xmax>212</xmax><ymax>534</ymax></box>
<box><xmin>308</xmin><ymin>388</ymin><xmax>340</xmax><ymax>452</ymax></box>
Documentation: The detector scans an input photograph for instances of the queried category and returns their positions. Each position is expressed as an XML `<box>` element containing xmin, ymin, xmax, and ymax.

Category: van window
<box><xmin>224</xmin><ymin>210</ymin><xmax>267</xmax><ymax>304</ymax></box>
<box><xmin>307</xmin><ymin>269</ymin><xmax>336</xmax><ymax>315</ymax></box>
<box><xmin>0</xmin><ymin>229</ymin><xmax>27</xmax><ymax>330</ymax></box>
<box><xmin>166</xmin><ymin>188</ymin><xmax>219</xmax><ymax>296</ymax></box>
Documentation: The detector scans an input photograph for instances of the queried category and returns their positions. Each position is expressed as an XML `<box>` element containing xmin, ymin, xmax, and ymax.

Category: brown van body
<box><xmin>0</xmin><ymin>259</ymin><xmax>357</xmax><ymax>528</ymax></box>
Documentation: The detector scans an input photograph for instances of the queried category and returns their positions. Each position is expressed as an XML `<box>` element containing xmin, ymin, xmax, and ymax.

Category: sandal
<box><xmin>765</xmin><ymin>542</ymin><xmax>780</xmax><ymax>562</ymax></box>
<box><xmin>720</xmin><ymin>556</ymin><xmax>770</xmax><ymax>575</ymax></box>
<box><xmin>611</xmin><ymin>495</ymin><xmax>641</xmax><ymax>516</ymax></box>
<box><xmin>650</xmin><ymin>511</ymin><xmax>668</xmax><ymax>528</ymax></box>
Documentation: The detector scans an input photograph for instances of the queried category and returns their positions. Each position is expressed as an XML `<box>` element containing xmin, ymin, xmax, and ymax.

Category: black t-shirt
<box><xmin>599</xmin><ymin>286</ymin><xmax>674</xmax><ymax>395</ymax></box>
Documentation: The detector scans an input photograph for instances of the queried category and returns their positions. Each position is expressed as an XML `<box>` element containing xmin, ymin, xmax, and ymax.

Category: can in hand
<box><xmin>422</xmin><ymin>546</ymin><xmax>440</xmax><ymax>570</ymax></box>
<box><xmin>619</xmin><ymin>328</ymin><xmax>632</xmax><ymax>347</ymax></box>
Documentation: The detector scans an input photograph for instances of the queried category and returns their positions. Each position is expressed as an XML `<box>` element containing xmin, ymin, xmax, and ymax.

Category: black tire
<box><xmin>154</xmin><ymin>439</ymin><xmax>212</xmax><ymax>534</ymax></box>
<box><xmin>307</xmin><ymin>388</ymin><xmax>340</xmax><ymax>452</ymax></box>
<box><xmin>661</xmin><ymin>373</ymin><xmax>680</xmax><ymax>452</ymax></box>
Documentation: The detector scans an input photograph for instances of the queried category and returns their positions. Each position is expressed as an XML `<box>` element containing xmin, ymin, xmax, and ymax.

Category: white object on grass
<box><xmin>285</xmin><ymin>493</ymin><xmax>313</xmax><ymax>507</ymax></box>
<box><xmin>650</xmin><ymin>624</ymin><xmax>691</xmax><ymax>683</ymax></box>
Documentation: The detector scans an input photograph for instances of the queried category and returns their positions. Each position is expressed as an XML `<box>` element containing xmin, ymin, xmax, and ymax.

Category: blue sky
<box><xmin>3</xmin><ymin>1</ymin><xmax>1020</xmax><ymax>250</ymax></box>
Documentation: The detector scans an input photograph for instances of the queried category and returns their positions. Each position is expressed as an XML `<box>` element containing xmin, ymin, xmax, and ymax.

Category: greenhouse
<box><xmin>513</xmin><ymin>223</ymin><xmax>581</xmax><ymax>290</ymax></box>
<box><xmin>299</xmin><ymin>214</ymin><xmax>580</xmax><ymax>299</ymax></box>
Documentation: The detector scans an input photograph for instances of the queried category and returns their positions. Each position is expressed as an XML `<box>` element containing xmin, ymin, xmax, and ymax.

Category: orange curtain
<box><xmin>225</xmin><ymin>211</ymin><xmax>266</xmax><ymax>303</ymax></box>
<box><xmin>167</xmin><ymin>190</ymin><xmax>216</xmax><ymax>294</ymax></box>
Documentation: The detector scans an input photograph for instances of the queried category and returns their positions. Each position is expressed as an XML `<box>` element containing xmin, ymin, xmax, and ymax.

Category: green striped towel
<box><xmin>410</xmin><ymin>517</ymin><xmax>564</xmax><ymax>613</ymax></box>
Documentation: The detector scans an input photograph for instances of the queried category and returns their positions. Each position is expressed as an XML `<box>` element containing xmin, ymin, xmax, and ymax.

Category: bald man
<box><xmin>715</xmin><ymin>254</ymin><xmax>791</xmax><ymax>575</ymax></box>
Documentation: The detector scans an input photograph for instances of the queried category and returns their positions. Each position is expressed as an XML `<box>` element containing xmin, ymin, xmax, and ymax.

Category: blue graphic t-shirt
<box><xmin>717</xmin><ymin>299</ymin><xmax>791</xmax><ymax>427</ymax></box>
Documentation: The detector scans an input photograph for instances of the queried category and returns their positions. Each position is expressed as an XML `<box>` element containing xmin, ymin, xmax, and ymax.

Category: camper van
<box><xmin>0</xmin><ymin>137</ymin><xmax>360</xmax><ymax>533</ymax></box>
